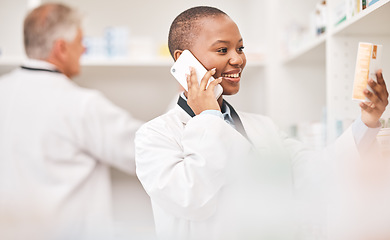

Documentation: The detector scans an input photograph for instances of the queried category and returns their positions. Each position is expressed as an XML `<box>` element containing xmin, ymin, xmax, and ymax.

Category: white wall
<box><xmin>0</xmin><ymin>0</ymin><xmax>28</xmax><ymax>57</ymax></box>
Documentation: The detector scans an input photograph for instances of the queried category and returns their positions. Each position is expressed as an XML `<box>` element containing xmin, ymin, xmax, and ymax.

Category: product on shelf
<box><xmin>332</xmin><ymin>0</ymin><xmax>347</xmax><ymax>26</ymax></box>
<box><xmin>283</xmin><ymin>22</ymin><xmax>309</xmax><ymax>56</ymax></box>
<box><xmin>335</xmin><ymin>118</ymin><xmax>355</xmax><ymax>137</ymax></box>
<box><xmin>347</xmin><ymin>0</ymin><xmax>359</xmax><ymax>17</ymax></box>
<box><xmin>105</xmin><ymin>26</ymin><xmax>129</xmax><ymax>58</ymax></box>
<box><xmin>83</xmin><ymin>37</ymin><xmax>106</xmax><ymax>58</ymax></box>
<box><xmin>282</xmin><ymin>0</ymin><xmax>327</xmax><ymax>56</ymax></box>
<box><xmin>352</xmin><ymin>42</ymin><xmax>383</xmax><ymax>102</ymax></box>
<box><xmin>332</xmin><ymin>0</ymin><xmax>380</xmax><ymax>24</ymax></box>
<box><xmin>314</xmin><ymin>0</ymin><xmax>327</xmax><ymax>35</ymax></box>
<box><xmin>332</xmin><ymin>0</ymin><xmax>361</xmax><ymax>26</ymax></box>
<box><xmin>368</xmin><ymin>0</ymin><xmax>381</xmax><ymax>6</ymax></box>
<box><xmin>83</xmin><ymin>26</ymin><xmax>130</xmax><ymax>59</ymax></box>
<box><xmin>378</xmin><ymin>118</ymin><xmax>390</xmax><ymax>128</ymax></box>
<box><xmin>158</xmin><ymin>43</ymin><xmax>171</xmax><ymax>58</ymax></box>
<box><xmin>380</xmin><ymin>118</ymin><xmax>386</xmax><ymax>127</ymax></box>
<box><xmin>358</xmin><ymin>0</ymin><xmax>378</xmax><ymax>11</ymax></box>
<box><xmin>362</xmin><ymin>0</ymin><xmax>367</xmax><ymax>9</ymax></box>
<box><xmin>82</xmin><ymin>26</ymin><xmax>159</xmax><ymax>60</ymax></box>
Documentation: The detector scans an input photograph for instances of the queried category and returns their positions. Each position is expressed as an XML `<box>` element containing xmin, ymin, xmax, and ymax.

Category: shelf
<box><xmin>331</xmin><ymin>0</ymin><xmax>390</xmax><ymax>36</ymax></box>
<box><xmin>0</xmin><ymin>56</ymin><xmax>26</xmax><ymax>66</ymax></box>
<box><xmin>81</xmin><ymin>58</ymin><xmax>266</xmax><ymax>67</ymax></box>
<box><xmin>81</xmin><ymin>57</ymin><xmax>172</xmax><ymax>67</ymax></box>
<box><xmin>282</xmin><ymin>34</ymin><xmax>326</xmax><ymax>64</ymax></box>
<box><xmin>280</xmin><ymin>0</ymin><xmax>390</xmax><ymax>64</ymax></box>
<box><xmin>0</xmin><ymin>56</ymin><xmax>266</xmax><ymax>68</ymax></box>
<box><xmin>0</xmin><ymin>56</ymin><xmax>174</xmax><ymax>67</ymax></box>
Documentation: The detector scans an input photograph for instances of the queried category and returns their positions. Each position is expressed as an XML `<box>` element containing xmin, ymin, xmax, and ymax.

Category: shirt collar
<box><xmin>221</xmin><ymin>100</ymin><xmax>232</xmax><ymax>117</ymax></box>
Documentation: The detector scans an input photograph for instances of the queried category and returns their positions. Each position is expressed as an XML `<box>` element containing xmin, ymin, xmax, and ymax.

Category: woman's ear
<box><xmin>173</xmin><ymin>50</ymin><xmax>183</xmax><ymax>61</ymax></box>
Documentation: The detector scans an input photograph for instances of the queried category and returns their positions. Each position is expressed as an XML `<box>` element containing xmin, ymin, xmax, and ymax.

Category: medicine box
<box><xmin>352</xmin><ymin>42</ymin><xmax>382</xmax><ymax>102</ymax></box>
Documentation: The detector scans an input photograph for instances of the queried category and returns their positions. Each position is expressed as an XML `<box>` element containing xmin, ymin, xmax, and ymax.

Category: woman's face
<box><xmin>189</xmin><ymin>15</ymin><xmax>246</xmax><ymax>96</ymax></box>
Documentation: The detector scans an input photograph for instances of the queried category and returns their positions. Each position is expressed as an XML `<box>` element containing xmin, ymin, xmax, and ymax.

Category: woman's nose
<box><xmin>229</xmin><ymin>53</ymin><xmax>244</xmax><ymax>66</ymax></box>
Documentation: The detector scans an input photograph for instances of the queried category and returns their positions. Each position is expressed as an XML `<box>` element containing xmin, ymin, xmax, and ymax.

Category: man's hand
<box><xmin>186</xmin><ymin>67</ymin><xmax>222</xmax><ymax>115</ymax></box>
<box><xmin>360</xmin><ymin>70</ymin><xmax>389</xmax><ymax>128</ymax></box>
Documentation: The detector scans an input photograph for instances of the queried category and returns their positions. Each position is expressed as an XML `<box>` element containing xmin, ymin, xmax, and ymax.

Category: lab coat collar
<box><xmin>176</xmin><ymin>94</ymin><xmax>249</xmax><ymax>140</ymax></box>
<box><xmin>21</xmin><ymin>59</ymin><xmax>60</xmax><ymax>72</ymax></box>
<box><xmin>174</xmin><ymin>102</ymin><xmax>192</xmax><ymax>125</ymax></box>
<box><xmin>177</xmin><ymin>94</ymin><xmax>196</xmax><ymax>117</ymax></box>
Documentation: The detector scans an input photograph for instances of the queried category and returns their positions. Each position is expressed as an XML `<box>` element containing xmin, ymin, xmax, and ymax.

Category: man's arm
<box><xmin>81</xmin><ymin>92</ymin><xmax>143</xmax><ymax>174</ymax></box>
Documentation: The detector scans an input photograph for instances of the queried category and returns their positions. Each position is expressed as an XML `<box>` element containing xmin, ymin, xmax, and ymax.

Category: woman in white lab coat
<box><xmin>135</xmin><ymin>6</ymin><xmax>388</xmax><ymax>240</ymax></box>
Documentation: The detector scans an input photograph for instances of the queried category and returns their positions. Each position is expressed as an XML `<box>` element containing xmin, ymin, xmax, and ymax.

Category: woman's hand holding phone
<box><xmin>170</xmin><ymin>50</ymin><xmax>223</xmax><ymax>99</ymax></box>
<box><xmin>186</xmin><ymin>67</ymin><xmax>222</xmax><ymax>115</ymax></box>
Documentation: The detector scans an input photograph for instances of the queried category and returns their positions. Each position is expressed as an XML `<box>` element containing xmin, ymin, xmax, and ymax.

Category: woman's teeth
<box><xmin>222</xmin><ymin>73</ymin><xmax>239</xmax><ymax>78</ymax></box>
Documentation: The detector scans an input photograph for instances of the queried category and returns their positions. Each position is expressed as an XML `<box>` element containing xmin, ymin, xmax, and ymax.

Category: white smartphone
<box><xmin>170</xmin><ymin>50</ymin><xmax>223</xmax><ymax>99</ymax></box>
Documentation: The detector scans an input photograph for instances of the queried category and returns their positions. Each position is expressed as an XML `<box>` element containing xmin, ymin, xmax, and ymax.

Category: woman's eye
<box><xmin>238</xmin><ymin>46</ymin><xmax>245</xmax><ymax>52</ymax></box>
<box><xmin>217</xmin><ymin>48</ymin><xmax>228</xmax><ymax>53</ymax></box>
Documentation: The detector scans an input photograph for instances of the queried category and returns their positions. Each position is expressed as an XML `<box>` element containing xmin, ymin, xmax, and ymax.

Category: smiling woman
<box><xmin>170</xmin><ymin>8</ymin><xmax>246</xmax><ymax>97</ymax></box>
<box><xmin>134</xmin><ymin>5</ymin><xmax>388</xmax><ymax>240</ymax></box>
<box><xmin>191</xmin><ymin>14</ymin><xmax>245</xmax><ymax>96</ymax></box>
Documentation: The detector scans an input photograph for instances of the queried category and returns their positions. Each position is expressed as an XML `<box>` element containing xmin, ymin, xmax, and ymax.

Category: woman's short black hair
<box><xmin>168</xmin><ymin>6</ymin><xmax>227</xmax><ymax>60</ymax></box>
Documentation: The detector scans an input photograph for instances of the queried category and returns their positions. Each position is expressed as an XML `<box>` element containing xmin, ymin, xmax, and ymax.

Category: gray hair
<box><xmin>23</xmin><ymin>3</ymin><xmax>82</xmax><ymax>59</ymax></box>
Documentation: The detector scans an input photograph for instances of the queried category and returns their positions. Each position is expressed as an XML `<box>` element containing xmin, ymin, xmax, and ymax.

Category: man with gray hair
<box><xmin>0</xmin><ymin>3</ymin><xmax>143</xmax><ymax>240</ymax></box>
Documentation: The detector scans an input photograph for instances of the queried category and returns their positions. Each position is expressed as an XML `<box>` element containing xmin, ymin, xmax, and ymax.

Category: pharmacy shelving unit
<box><xmin>326</xmin><ymin>0</ymin><xmax>390</xmax><ymax>141</ymax></box>
<box><xmin>273</xmin><ymin>0</ymin><xmax>390</xmax><ymax>143</ymax></box>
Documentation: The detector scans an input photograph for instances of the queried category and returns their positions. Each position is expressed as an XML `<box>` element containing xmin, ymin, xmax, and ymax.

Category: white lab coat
<box><xmin>135</xmin><ymin>101</ymin><xmax>361</xmax><ymax>240</ymax></box>
<box><xmin>0</xmin><ymin>59</ymin><xmax>143</xmax><ymax>240</ymax></box>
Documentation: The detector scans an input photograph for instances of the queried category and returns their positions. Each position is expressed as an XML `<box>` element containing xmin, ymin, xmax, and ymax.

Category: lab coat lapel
<box><xmin>176</xmin><ymin>96</ymin><xmax>251</xmax><ymax>142</ymax></box>
<box><xmin>175</xmin><ymin>104</ymin><xmax>192</xmax><ymax>126</ymax></box>
<box><xmin>175</xmin><ymin>96</ymin><xmax>277</xmax><ymax>154</ymax></box>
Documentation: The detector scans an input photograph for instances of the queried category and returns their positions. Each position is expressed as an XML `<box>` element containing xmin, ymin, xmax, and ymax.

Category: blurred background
<box><xmin>1</xmin><ymin>0</ymin><xmax>390</xmax><ymax>239</ymax></box>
